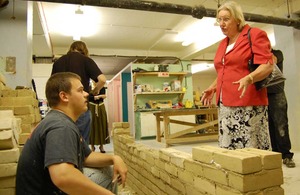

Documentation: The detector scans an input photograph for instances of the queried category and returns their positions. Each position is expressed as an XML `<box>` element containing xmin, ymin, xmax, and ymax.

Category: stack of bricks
<box><xmin>0</xmin><ymin>110</ymin><xmax>21</xmax><ymax>195</ymax></box>
<box><xmin>0</xmin><ymin>89</ymin><xmax>41</xmax><ymax>150</ymax></box>
<box><xmin>113</xmin><ymin>122</ymin><xmax>284</xmax><ymax>195</ymax></box>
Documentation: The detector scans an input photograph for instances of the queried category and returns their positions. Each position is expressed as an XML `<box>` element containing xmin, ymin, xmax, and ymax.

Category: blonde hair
<box><xmin>217</xmin><ymin>1</ymin><xmax>245</xmax><ymax>31</ymax></box>
<box><xmin>68</xmin><ymin>41</ymin><xmax>89</xmax><ymax>56</ymax></box>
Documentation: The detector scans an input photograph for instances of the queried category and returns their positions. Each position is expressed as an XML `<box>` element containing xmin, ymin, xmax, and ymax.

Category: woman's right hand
<box><xmin>201</xmin><ymin>88</ymin><xmax>216</xmax><ymax>106</ymax></box>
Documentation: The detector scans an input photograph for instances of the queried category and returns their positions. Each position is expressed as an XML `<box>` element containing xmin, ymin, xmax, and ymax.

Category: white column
<box><xmin>0</xmin><ymin>1</ymin><xmax>33</xmax><ymax>89</ymax></box>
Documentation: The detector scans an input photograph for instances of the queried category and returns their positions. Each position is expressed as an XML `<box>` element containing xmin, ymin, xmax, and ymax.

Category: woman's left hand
<box><xmin>232</xmin><ymin>75</ymin><xmax>253</xmax><ymax>98</ymax></box>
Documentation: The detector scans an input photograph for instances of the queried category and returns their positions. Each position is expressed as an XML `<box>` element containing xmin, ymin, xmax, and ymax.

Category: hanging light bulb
<box><xmin>73</xmin><ymin>6</ymin><xmax>84</xmax><ymax>40</ymax></box>
<box><xmin>75</xmin><ymin>5</ymin><xmax>83</xmax><ymax>15</ymax></box>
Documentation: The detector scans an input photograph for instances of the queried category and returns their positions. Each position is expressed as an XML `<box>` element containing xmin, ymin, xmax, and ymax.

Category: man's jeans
<box><xmin>83</xmin><ymin>166</ymin><xmax>117</xmax><ymax>194</ymax></box>
<box><xmin>76</xmin><ymin>110</ymin><xmax>91</xmax><ymax>145</ymax></box>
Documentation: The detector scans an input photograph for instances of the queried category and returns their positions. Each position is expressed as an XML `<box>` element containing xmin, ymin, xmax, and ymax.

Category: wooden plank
<box><xmin>155</xmin><ymin>113</ymin><xmax>162</xmax><ymax>142</ymax></box>
<box><xmin>164</xmin><ymin>115</ymin><xmax>170</xmax><ymax>139</ymax></box>
<box><xmin>154</xmin><ymin>108</ymin><xmax>217</xmax><ymax>117</ymax></box>
<box><xmin>168</xmin><ymin>120</ymin><xmax>218</xmax><ymax>139</ymax></box>
<box><xmin>168</xmin><ymin>119</ymin><xmax>199</xmax><ymax>126</ymax></box>
<box><xmin>166</xmin><ymin>133</ymin><xmax>218</xmax><ymax>144</ymax></box>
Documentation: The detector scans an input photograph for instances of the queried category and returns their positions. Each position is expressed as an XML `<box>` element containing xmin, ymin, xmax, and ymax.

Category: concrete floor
<box><xmin>101</xmin><ymin>139</ymin><xmax>300</xmax><ymax>195</ymax></box>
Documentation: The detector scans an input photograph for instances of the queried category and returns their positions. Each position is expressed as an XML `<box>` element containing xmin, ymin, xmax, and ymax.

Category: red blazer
<box><xmin>214</xmin><ymin>24</ymin><xmax>273</xmax><ymax>106</ymax></box>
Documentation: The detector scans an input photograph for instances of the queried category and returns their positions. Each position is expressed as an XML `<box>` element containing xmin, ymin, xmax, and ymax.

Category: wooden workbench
<box><xmin>153</xmin><ymin>108</ymin><xmax>218</xmax><ymax>146</ymax></box>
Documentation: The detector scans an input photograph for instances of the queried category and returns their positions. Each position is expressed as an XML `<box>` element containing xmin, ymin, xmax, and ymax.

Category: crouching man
<box><xmin>16</xmin><ymin>72</ymin><xmax>127</xmax><ymax>195</ymax></box>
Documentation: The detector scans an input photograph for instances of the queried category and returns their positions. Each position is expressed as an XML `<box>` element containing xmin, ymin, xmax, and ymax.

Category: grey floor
<box><xmin>100</xmin><ymin>139</ymin><xmax>300</xmax><ymax>195</ymax></box>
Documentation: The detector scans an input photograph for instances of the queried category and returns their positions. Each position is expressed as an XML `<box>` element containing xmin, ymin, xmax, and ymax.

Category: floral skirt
<box><xmin>218</xmin><ymin>102</ymin><xmax>271</xmax><ymax>150</ymax></box>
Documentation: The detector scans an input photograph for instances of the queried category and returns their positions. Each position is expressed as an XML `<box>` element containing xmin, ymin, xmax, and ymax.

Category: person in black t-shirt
<box><xmin>267</xmin><ymin>49</ymin><xmax>295</xmax><ymax>168</ymax></box>
<box><xmin>16</xmin><ymin>72</ymin><xmax>127</xmax><ymax>195</ymax></box>
<box><xmin>51</xmin><ymin>41</ymin><xmax>106</xmax><ymax>145</ymax></box>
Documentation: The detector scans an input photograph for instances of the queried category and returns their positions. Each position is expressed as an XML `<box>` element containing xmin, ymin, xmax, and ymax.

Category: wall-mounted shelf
<box><xmin>133</xmin><ymin>72</ymin><xmax>187</xmax><ymax>84</ymax></box>
<box><xmin>133</xmin><ymin>71</ymin><xmax>187</xmax><ymax>110</ymax></box>
<box><xmin>134</xmin><ymin>91</ymin><xmax>185</xmax><ymax>95</ymax></box>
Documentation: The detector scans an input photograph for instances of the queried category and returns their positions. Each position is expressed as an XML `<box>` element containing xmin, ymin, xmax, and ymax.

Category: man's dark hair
<box><xmin>46</xmin><ymin>72</ymin><xmax>81</xmax><ymax>107</ymax></box>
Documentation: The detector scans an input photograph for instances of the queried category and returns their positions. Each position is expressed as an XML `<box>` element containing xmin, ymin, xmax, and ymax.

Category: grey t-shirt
<box><xmin>16</xmin><ymin>110</ymin><xmax>91</xmax><ymax>195</ymax></box>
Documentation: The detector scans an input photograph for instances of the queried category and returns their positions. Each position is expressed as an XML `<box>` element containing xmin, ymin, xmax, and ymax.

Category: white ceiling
<box><xmin>29</xmin><ymin>0</ymin><xmax>300</xmax><ymax>76</ymax></box>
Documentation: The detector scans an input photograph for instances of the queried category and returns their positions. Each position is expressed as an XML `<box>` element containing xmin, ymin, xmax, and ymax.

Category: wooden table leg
<box><xmin>155</xmin><ymin>114</ymin><xmax>161</xmax><ymax>142</ymax></box>
<box><xmin>164</xmin><ymin>115</ymin><xmax>170</xmax><ymax>146</ymax></box>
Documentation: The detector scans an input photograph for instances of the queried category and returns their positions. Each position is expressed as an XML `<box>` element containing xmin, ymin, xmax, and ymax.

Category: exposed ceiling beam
<box><xmin>26</xmin><ymin>0</ymin><xmax>300</xmax><ymax>29</ymax></box>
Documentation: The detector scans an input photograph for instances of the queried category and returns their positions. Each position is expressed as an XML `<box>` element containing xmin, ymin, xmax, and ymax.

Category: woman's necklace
<box><xmin>229</xmin><ymin>32</ymin><xmax>240</xmax><ymax>45</ymax></box>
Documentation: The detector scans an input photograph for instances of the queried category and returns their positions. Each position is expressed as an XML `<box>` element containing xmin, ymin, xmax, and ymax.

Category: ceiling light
<box><xmin>175</xmin><ymin>17</ymin><xmax>224</xmax><ymax>48</ymax></box>
<box><xmin>75</xmin><ymin>6</ymin><xmax>83</xmax><ymax>15</ymax></box>
<box><xmin>191</xmin><ymin>62</ymin><xmax>214</xmax><ymax>74</ymax></box>
<box><xmin>73</xmin><ymin>34</ymin><xmax>81</xmax><ymax>41</ymax></box>
<box><xmin>48</xmin><ymin>5</ymin><xmax>100</xmax><ymax>38</ymax></box>
<box><xmin>182</xmin><ymin>40</ymin><xmax>193</xmax><ymax>47</ymax></box>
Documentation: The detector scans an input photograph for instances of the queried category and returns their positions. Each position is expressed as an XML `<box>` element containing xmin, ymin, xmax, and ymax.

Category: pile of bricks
<box><xmin>0</xmin><ymin>89</ymin><xmax>41</xmax><ymax>149</ymax></box>
<box><xmin>0</xmin><ymin>111</ymin><xmax>21</xmax><ymax>195</ymax></box>
<box><xmin>113</xmin><ymin>122</ymin><xmax>284</xmax><ymax>195</ymax></box>
<box><xmin>0</xmin><ymin>87</ymin><xmax>41</xmax><ymax>195</ymax></box>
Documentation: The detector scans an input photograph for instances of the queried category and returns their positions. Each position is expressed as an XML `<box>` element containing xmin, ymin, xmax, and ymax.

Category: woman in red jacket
<box><xmin>201</xmin><ymin>1</ymin><xmax>274</xmax><ymax>150</ymax></box>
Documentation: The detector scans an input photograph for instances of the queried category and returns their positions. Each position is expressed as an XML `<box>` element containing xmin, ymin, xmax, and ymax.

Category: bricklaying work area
<box><xmin>113</xmin><ymin>122</ymin><xmax>284</xmax><ymax>195</ymax></box>
<box><xmin>0</xmin><ymin>89</ymin><xmax>41</xmax><ymax>195</ymax></box>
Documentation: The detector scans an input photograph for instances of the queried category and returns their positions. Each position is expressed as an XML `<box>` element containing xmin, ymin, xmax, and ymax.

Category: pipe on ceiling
<box><xmin>27</xmin><ymin>0</ymin><xmax>300</xmax><ymax>29</ymax></box>
<box><xmin>0</xmin><ymin>0</ymin><xmax>9</xmax><ymax>8</ymax></box>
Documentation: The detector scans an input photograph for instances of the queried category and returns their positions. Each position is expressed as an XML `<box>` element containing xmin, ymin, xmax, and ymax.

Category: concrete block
<box><xmin>171</xmin><ymin>177</ymin><xmax>186</xmax><ymax>194</ymax></box>
<box><xmin>165</xmin><ymin>163</ymin><xmax>178</xmax><ymax>177</ymax></box>
<box><xmin>112</xmin><ymin>122</ymin><xmax>123</xmax><ymax>128</ymax></box>
<box><xmin>159</xmin><ymin>170</ymin><xmax>171</xmax><ymax>184</ymax></box>
<box><xmin>178</xmin><ymin>169</ymin><xmax>194</xmax><ymax>184</ymax></box>
<box><xmin>21</xmin><ymin>123</ymin><xmax>34</xmax><ymax>133</ymax></box>
<box><xmin>213</xmin><ymin>150</ymin><xmax>262</xmax><ymax>174</ymax></box>
<box><xmin>154</xmin><ymin>159</ymin><xmax>165</xmax><ymax>170</ymax></box>
<box><xmin>192</xmin><ymin>145</ymin><xmax>228</xmax><ymax>164</ymax></box>
<box><xmin>13</xmin><ymin>105</ymin><xmax>34</xmax><ymax>115</ymax></box>
<box><xmin>1</xmin><ymin>89</ymin><xmax>17</xmax><ymax>97</ymax></box>
<box><xmin>17</xmin><ymin>89</ymin><xmax>36</xmax><ymax>98</ymax></box>
<box><xmin>237</xmin><ymin>148</ymin><xmax>282</xmax><ymax>170</ymax></box>
<box><xmin>0</xmin><ymin>110</ymin><xmax>14</xmax><ymax>119</ymax></box>
<box><xmin>0</xmin><ymin>130</ymin><xmax>16</xmax><ymax>150</ymax></box>
<box><xmin>122</xmin><ymin>122</ymin><xmax>130</xmax><ymax>128</ymax></box>
<box><xmin>35</xmin><ymin>109</ymin><xmax>42</xmax><ymax>123</ymax></box>
<box><xmin>228</xmin><ymin>169</ymin><xmax>283</xmax><ymax>192</ymax></box>
<box><xmin>0</xmin><ymin>106</ymin><xmax>14</xmax><ymax>112</ymax></box>
<box><xmin>160</xmin><ymin>148</ymin><xmax>192</xmax><ymax>168</ymax></box>
<box><xmin>194</xmin><ymin>176</ymin><xmax>216</xmax><ymax>195</ymax></box>
<box><xmin>0</xmin><ymin>118</ymin><xmax>13</xmax><ymax>130</ymax></box>
<box><xmin>202</xmin><ymin>164</ymin><xmax>228</xmax><ymax>185</ymax></box>
<box><xmin>185</xmin><ymin>184</ymin><xmax>206</xmax><ymax>195</ymax></box>
<box><xmin>0</xmin><ymin>163</ymin><xmax>17</xmax><ymax>177</ymax></box>
<box><xmin>0</xmin><ymin>97</ymin><xmax>38</xmax><ymax>107</ymax></box>
<box><xmin>262</xmin><ymin>186</ymin><xmax>284</xmax><ymax>195</ymax></box>
<box><xmin>155</xmin><ymin>180</ymin><xmax>167</xmax><ymax>193</ymax></box>
<box><xmin>184</xmin><ymin>158</ymin><xmax>203</xmax><ymax>176</ymax></box>
<box><xmin>18</xmin><ymin>133</ymin><xmax>30</xmax><ymax>145</ymax></box>
<box><xmin>165</xmin><ymin>185</ymin><xmax>180</xmax><ymax>195</ymax></box>
<box><xmin>15</xmin><ymin>114</ymin><xmax>35</xmax><ymax>124</ymax></box>
<box><xmin>113</xmin><ymin>128</ymin><xmax>130</xmax><ymax>135</ymax></box>
<box><xmin>0</xmin><ymin>188</ymin><xmax>16</xmax><ymax>195</ymax></box>
<box><xmin>0</xmin><ymin>148</ymin><xmax>19</xmax><ymax>163</ymax></box>
<box><xmin>0</xmin><ymin>176</ymin><xmax>16</xmax><ymax>188</ymax></box>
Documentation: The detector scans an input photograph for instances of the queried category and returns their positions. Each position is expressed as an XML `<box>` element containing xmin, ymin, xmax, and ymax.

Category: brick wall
<box><xmin>0</xmin><ymin>89</ymin><xmax>40</xmax><ymax>195</ymax></box>
<box><xmin>113</xmin><ymin>122</ymin><xmax>284</xmax><ymax>195</ymax></box>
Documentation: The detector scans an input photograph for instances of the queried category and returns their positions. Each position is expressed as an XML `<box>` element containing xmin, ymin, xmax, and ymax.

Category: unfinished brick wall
<box><xmin>112</xmin><ymin>122</ymin><xmax>284</xmax><ymax>195</ymax></box>
<box><xmin>0</xmin><ymin>111</ymin><xmax>21</xmax><ymax>195</ymax></box>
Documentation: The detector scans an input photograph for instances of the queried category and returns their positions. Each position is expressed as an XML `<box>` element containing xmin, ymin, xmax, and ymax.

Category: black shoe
<box><xmin>283</xmin><ymin>158</ymin><xmax>296</xmax><ymax>168</ymax></box>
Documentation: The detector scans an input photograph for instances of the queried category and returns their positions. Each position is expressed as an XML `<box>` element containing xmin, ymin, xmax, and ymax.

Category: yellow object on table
<box><xmin>185</xmin><ymin>100</ymin><xmax>193</xmax><ymax>108</ymax></box>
